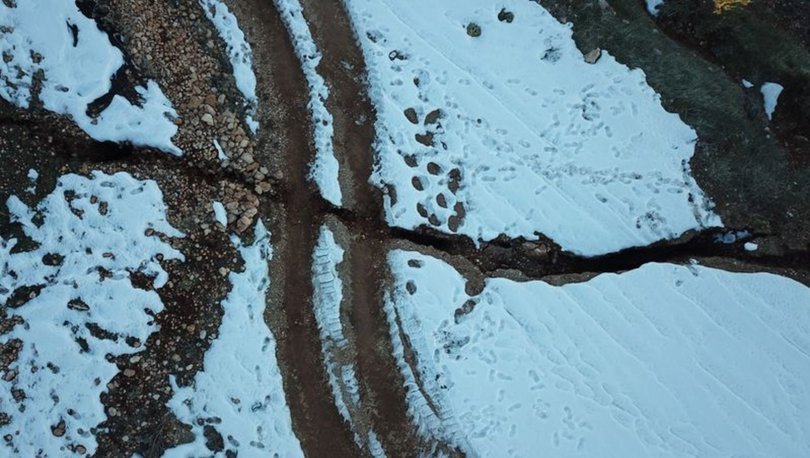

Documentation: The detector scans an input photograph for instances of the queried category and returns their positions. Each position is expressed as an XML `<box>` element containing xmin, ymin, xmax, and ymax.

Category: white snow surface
<box><xmin>342</xmin><ymin>0</ymin><xmax>720</xmax><ymax>256</ymax></box>
<box><xmin>645</xmin><ymin>0</ymin><xmax>666</xmax><ymax>15</ymax></box>
<box><xmin>386</xmin><ymin>250</ymin><xmax>810</xmax><ymax>457</ymax></box>
<box><xmin>165</xmin><ymin>221</ymin><xmax>303</xmax><ymax>458</ymax></box>
<box><xmin>199</xmin><ymin>0</ymin><xmax>259</xmax><ymax>133</ymax></box>
<box><xmin>312</xmin><ymin>227</ymin><xmax>385</xmax><ymax>456</ymax></box>
<box><xmin>275</xmin><ymin>0</ymin><xmax>342</xmax><ymax>206</ymax></box>
<box><xmin>212</xmin><ymin>200</ymin><xmax>227</xmax><ymax>226</ymax></box>
<box><xmin>0</xmin><ymin>1</ymin><xmax>181</xmax><ymax>154</ymax></box>
<box><xmin>25</xmin><ymin>168</ymin><xmax>37</xmax><ymax>194</ymax></box>
<box><xmin>213</xmin><ymin>138</ymin><xmax>228</xmax><ymax>161</ymax></box>
<box><xmin>761</xmin><ymin>82</ymin><xmax>784</xmax><ymax>121</ymax></box>
<box><xmin>1</xmin><ymin>172</ymin><xmax>183</xmax><ymax>456</ymax></box>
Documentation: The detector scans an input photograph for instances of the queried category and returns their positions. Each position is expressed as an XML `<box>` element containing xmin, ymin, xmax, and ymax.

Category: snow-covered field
<box><xmin>0</xmin><ymin>172</ymin><xmax>183</xmax><ymax>456</ymax></box>
<box><xmin>275</xmin><ymin>0</ymin><xmax>342</xmax><ymax>206</ymax></box>
<box><xmin>165</xmin><ymin>221</ymin><xmax>302</xmax><ymax>457</ymax></box>
<box><xmin>312</xmin><ymin>227</ymin><xmax>385</xmax><ymax>456</ymax></box>
<box><xmin>386</xmin><ymin>250</ymin><xmax>810</xmax><ymax>457</ymax></box>
<box><xmin>342</xmin><ymin>0</ymin><xmax>720</xmax><ymax>256</ymax></box>
<box><xmin>0</xmin><ymin>1</ymin><xmax>181</xmax><ymax>154</ymax></box>
<box><xmin>199</xmin><ymin>0</ymin><xmax>260</xmax><ymax>133</ymax></box>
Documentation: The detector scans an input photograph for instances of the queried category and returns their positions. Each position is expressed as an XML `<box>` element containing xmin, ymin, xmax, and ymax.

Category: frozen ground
<box><xmin>0</xmin><ymin>1</ymin><xmax>181</xmax><ymax>154</ymax></box>
<box><xmin>311</xmin><ymin>227</ymin><xmax>385</xmax><ymax>456</ymax></box>
<box><xmin>0</xmin><ymin>172</ymin><xmax>183</xmax><ymax>456</ymax></box>
<box><xmin>165</xmin><ymin>221</ymin><xmax>303</xmax><ymax>457</ymax></box>
<box><xmin>199</xmin><ymin>0</ymin><xmax>260</xmax><ymax>133</ymax></box>
<box><xmin>342</xmin><ymin>0</ymin><xmax>720</xmax><ymax>256</ymax></box>
<box><xmin>386</xmin><ymin>250</ymin><xmax>810</xmax><ymax>457</ymax></box>
<box><xmin>275</xmin><ymin>0</ymin><xmax>342</xmax><ymax>206</ymax></box>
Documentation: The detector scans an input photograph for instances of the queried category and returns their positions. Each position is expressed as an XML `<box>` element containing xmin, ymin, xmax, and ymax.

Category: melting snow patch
<box><xmin>275</xmin><ymin>0</ymin><xmax>342</xmax><ymax>206</ymax></box>
<box><xmin>199</xmin><ymin>0</ymin><xmax>259</xmax><ymax>133</ymax></box>
<box><xmin>386</xmin><ymin>250</ymin><xmax>810</xmax><ymax>457</ymax></box>
<box><xmin>744</xmin><ymin>241</ymin><xmax>758</xmax><ymax>251</ymax></box>
<box><xmin>312</xmin><ymin>226</ymin><xmax>385</xmax><ymax>456</ymax></box>
<box><xmin>645</xmin><ymin>0</ymin><xmax>666</xmax><ymax>15</ymax></box>
<box><xmin>0</xmin><ymin>1</ymin><xmax>181</xmax><ymax>154</ymax></box>
<box><xmin>761</xmin><ymin>82</ymin><xmax>784</xmax><ymax>121</ymax></box>
<box><xmin>25</xmin><ymin>168</ymin><xmax>37</xmax><ymax>194</ymax></box>
<box><xmin>165</xmin><ymin>221</ymin><xmax>303</xmax><ymax>457</ymax></box>
<box><xmin>213</xmin><ymin>138</ymin><xmax>228</xmax><ymax>161</ymax></box>
<box><xmin>0</xmin><ymin>171</ymin><xmax>183</xmax><ymax>456</ymax></box>
<box><xmin>342</xmin><ymin>0</ymin><xmax>720</xmax><ymax>256</ymax></box>
<box><xmin>212</xmin><ymin>201</ymin><xmax>227</xmax><ymax>226</ymax></box>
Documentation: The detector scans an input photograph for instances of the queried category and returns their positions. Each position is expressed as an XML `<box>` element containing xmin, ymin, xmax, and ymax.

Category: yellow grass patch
<box><xmin>714</xmin><ymin>0</ymin><xmax>753</xmax><ymax>14</ymax></box>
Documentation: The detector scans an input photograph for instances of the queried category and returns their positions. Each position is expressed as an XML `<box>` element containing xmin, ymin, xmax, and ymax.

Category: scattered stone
<box><xmin>424</xmin><ymin>109</ymin><xmax>441</xmax><ymax>125</ymax></box>
<box><xmin>404</xmin><ymin>107</ymin><xmax>418</xmax><ymax>124</ymax></box>
<box><xmin>51</xmin><ymin>421</ymin><xmax>66</xmax><ymax>437</ymax></box>
<box><xmin>584</xmin><ymin>47</ymin><xmax>602</xmax><ymax>64</ymax></box>
<box><xmin>3</xmin><ymin>369</ymin><xmax>17</xmax><ymax>382</ymax></box>
<box><xmin>498</xmin><ymin>8</ymin><xmax>514</xmax><ymax>23</ymax></box>
<box><xmin>466</xmin><ymin>22</ymin><xmax>482</xmax><ymax>38</ymax></box>
<box><xmin>201</xmin><ymin>113</ymin><xmax>214</xmax><ymax>126</ymax></box>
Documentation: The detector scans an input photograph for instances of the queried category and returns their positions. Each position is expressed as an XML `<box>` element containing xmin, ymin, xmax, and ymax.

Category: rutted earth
<box><xmin>1</xmin><ymin>0</ymin><xmax>809</xmax><ymax>457</ymax></box>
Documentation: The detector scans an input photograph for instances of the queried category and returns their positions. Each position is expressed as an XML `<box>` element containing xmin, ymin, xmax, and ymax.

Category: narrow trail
<box><xmin>243</xmin><ymin>0</ymin><xmax>359</xmax><ymax>455</ymax></box>
<box><xmin>295</xmin><ymin>0</ymin><xmax>429</xmax><ymax>453</ymax></box>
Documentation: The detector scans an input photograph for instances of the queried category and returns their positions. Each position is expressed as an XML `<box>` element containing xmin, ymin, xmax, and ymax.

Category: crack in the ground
<box><xmin>4</xmin><ymin>0</ymin><xmax>809</xmax><ymax>456</ymax></box>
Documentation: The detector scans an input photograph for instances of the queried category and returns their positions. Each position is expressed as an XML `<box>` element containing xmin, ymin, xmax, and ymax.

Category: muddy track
<box><xmin>243</xmin><ymin>0</ymin><xmax>359</xmax><ymax>455</ymax></box>
<box><xmin>291</xmin><ymin>0</ymin><xmax>434</xmax><ymax>454</ymax></box>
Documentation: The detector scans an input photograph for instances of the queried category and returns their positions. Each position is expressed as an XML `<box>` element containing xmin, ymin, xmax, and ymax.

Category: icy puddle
<box><xmin>165</xmin><ymin>221</ymin><xmax>302</xmax><ymax>457</ymax></box>
<box><xmin>386</xmin><ymin>250</ymin><xmax>810</xmax><ymax>456</ymax></box>
<box><xmin>0</xmin><ymin>172</ymin><xmax>183</xmax><ymax>455</ymax></box>
<box><xmin>343</xmin><ymin>0</ymin><xmax>721</xmax><ymax>256</ymax></box>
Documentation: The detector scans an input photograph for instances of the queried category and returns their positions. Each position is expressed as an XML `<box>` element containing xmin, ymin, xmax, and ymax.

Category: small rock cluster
<box><xmin>219</xmin><ymin>181</ymin><xmax>263</xmax><ymax>234</ymax></box>
<box><xmin>105</xmin><ymin>0</ymin><xmax>275</xmax><ymax>234</ymax></box>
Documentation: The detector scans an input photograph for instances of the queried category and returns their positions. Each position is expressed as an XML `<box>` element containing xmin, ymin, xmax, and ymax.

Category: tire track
<box><xmin>293</xmin><ymin>0</ymin><xmax>431</xmax><ymax>454</ymax></box>
<box><xmin>232</xmin><ymin>0</ymin><xmax>359</xmax><ymax>454</ymax></box>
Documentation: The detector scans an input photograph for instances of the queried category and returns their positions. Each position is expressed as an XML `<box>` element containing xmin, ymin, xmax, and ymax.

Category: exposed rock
<box><xmin>584</xmin><ymin>47</ymin><xmax>602</xmax><ymax>64</ymax></box>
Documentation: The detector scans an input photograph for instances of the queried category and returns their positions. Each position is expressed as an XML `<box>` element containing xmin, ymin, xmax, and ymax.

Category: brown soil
<box><xmin>293</xmin><ymin>0</ymin><xmax>431</xmax><ymax>453</ymax></box>
<box><xmin>229</xmin><ymin>0</ymin><xmax>359</xmax><ymax>455</ymax></box>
